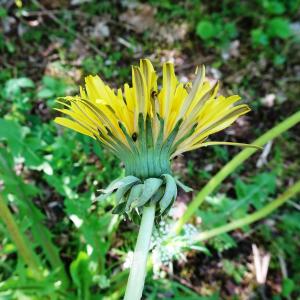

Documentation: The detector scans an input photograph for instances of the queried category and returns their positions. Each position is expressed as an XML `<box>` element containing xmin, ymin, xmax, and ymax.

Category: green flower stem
<box><xmin>174</xmin><ymin>110</ymin><xmax>300</xmax><ymax>234</ymax></box>
<box><xmin>124</xmin><ymin>205</ymin><xmax>155</xmax><ymax>300</ymax></box>
<box><xmin>192</xmin><ymin>180</ymin><xmax>300</xmax><ymax>243</ymax></box>
<box><xmin>0</xmin><ymin>194</ymin><xmax>40</xmax><ymax>272</ymax></box>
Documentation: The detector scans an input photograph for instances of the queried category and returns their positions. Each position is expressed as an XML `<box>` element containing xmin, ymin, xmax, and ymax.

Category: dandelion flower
<box><xmin>54</xmin><ymin>58</ymin><xmax>260</xmax><ymax>300</ymax></box>
<box><xmin>54</xmin><ymin>59</ymin><xmax>257</xmax><ymax>216</ymax></box>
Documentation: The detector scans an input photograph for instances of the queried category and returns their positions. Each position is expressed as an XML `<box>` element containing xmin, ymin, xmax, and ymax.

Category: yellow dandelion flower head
<box><xmin>54</xmin><ymin>59</ymin><xmax>256</xmax><ymax>216</ymax></box>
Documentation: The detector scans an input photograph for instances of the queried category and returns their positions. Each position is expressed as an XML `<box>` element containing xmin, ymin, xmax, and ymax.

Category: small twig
<box><xmin>31</xmin><ymin>0</ymin><xmax>106</xmax><ymax>57</ymax></box>
<box><xmin>252</xmin><ymin>244</ymin><xmax>271</xmax><ymax>300</ymax></box>
<box><xmin>21</xmin><ymin>9</ymin><xmax>62</xmax><ymax>16</ymax></box>
<box><xmin>278</xmin><ymin>253</ymin><xmax>288</xmax><ymax>278</ymax></box>
<box><xmin>256</xmin><ymin>140</ymin><xmax>273</xmax><ymax>168</ymax></box>
<box><xmin>117</xmin><ymin>37</ymin><xmax>136</xmax><ymax>50</ymax></box>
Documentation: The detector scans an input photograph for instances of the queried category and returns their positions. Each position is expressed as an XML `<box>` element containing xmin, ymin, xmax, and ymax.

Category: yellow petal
<box><xmin>85</xmin><ymin>75</ymin><xmax>108</xmax><ymax>102</ymax></box>
<box><xmin>54</xmin><ymin>117</ymin><xmax>95</xmax><ymax>138</ymax></box>
<box><xmin>196</xmin><ymin>141</ymin><xmax>262</xmax><ymax>150</ymax></box>
<box><xmin>161</xmin><ymin>62</ymin><xmax>177</xmax><ymax>116</ymax></box>
<box><xmin>132</xmin><ymin>66</ymin><xmax>147</xmax><ymax>116</ymax></box>
<box><xmin>177</xmin><ymin>65</ymin><xmax>205</xmax><ymax>120</ymax></box>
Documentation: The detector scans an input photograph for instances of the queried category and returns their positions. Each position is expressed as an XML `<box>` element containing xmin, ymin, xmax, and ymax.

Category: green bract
<box><xmin>98</xmin><ymin>112</ymin><xmax>193</xmax><ymax>219</ymax></box>
<box><xmin>98</xmin><ymin>174</ymin><xmax>191</xmax><ymax>219</ymax></box>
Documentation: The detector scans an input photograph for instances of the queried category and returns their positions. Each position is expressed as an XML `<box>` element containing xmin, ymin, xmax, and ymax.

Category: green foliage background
<box><xmin>0</xmin><ymin>0</ymin><xmax>299</xmax><ymax>299</ymax></box>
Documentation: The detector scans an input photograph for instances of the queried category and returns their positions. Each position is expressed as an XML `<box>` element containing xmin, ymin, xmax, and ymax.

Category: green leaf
<box><xmin>0</xmin><ymin>7</ymin><xmax>7</xmax><ymax>17</ymax></box>
<box><xmin>0</xmin><ymin>119</ymin><xmax>23</xmax><ymax>154</ymax></box>
<box><xmin>42</xmin><ymin>75</ymin><xmax>67</xmax><ymax>95</ymax></box>
<box><xmin>5</xmin><ymin>41</ymin><xmax>15</xmax><ymax>53</ymax></box>
<box><xmin>211</xmin><ymin>234</ymin><xmax>237</xmax><ymax>252</ymax></box>
<box><xmin>224</xmin><ymin>22</ymin><xmax>237</xmax><ymax>39</ymax></box>
<box><xmin>0</xmin><ymin>148</ymin><xmax>39</xmax><ymax>199</ymax></box>
<box><xmin>273</xmin><ymin>54</ymin><xmax>286</xmax><ymax>65</ymax></box>
<box><xmin>0</xmin><ymin>147</ymin><xmax>66</xmax><ymax>285</ymax></box>
<box><xmin>235</xmin><ymin>172</ymin><xmax>276</xmax><ymax>210</ymax></box>
<box><xmin>5</xmin><ymin>77</ymin><xmax>34</xmax><ymax>94</ymax></box>
<box><xmin>0</xmin><ymin>119</ymin><xmax>43</xmax><ymax>168</ymax></box>
<box><xmin>281</xmin><ymin>278</ymin><xmax>295</xmax><ymax>297</ymax></box>
<box><xmin>37</xmin><ymin>88</ymin><xmax>54</xmax><ymax>99</ymax></box>
<box><xmin>222</xmin><ymin>259</ymin><xmax>246</xmax><ymax>283</ymax></box>
<box><xmin>196</xmin><ymin>21</ymin><xmax>216</xmax><ymax>40</ymax></box>
<box><xmin>267</xmin><ymin>18</ymin><xmax>291</xmax><ymax>39</ymax></box>
<box><xmin>93</xmin><ymin>274</ymin><xmax>110</xmax><ymax>289</ymax></box>
<box><xmin>65</xmin><ymin>193</ymin><xmax>92</xmax><ymax>219</ymax></box>
<box><xmin>70</xmin><ymin>252</ymin><xmax>92</xmax><ymax>300</ymax></box>
<box><xmin>263</xmin><ymin>1</ymin><xmax>285</xmax><ymax>14</ymax></box>
<box><xmin>251</xmin><ymin>28</ymin><xmax>269</xmax><ymax>47</ymax></box>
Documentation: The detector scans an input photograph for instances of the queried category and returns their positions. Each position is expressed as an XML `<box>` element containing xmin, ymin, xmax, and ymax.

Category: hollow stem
<box><xmin>0</xmin><ymin>194</ymin><xmax>40</xmax><ymax>272</ymax></box>
<box><xmin>175</xmin><ymin>110</ymin><xmax>300</xmax><ymax>233</ymax></box>
<box><xmin>124</xmin><ymin>205</ymin><xmax>155</xmax><ymax>300</ymax></box>
<box><xmin>192</xmin><ymin>180</ymin><xmax>300</xmax><ymax>243</ymax></box>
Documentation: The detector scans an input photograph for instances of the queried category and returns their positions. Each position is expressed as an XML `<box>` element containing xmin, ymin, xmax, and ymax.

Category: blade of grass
<box><xmin>0</xmin><ymin>194</ymin><xmax>40</xmax><ymax>273</ymax></box>
<box><xmin>192</xmin><ymin>180</ymin><xmax>300</xmax><ymax>242</ymax></box>
<box><xmin>0</xmin><ymin>153</ymin><xmax>70</xmax><ymax>287</ymax></box>
<box><xmin>174</xmin><ymin>110</ymin><xmax>300</xmax><ymax>233</ymax></box>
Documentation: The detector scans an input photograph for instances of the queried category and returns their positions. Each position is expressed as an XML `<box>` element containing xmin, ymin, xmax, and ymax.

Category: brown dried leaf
<box><xmin>119</xmin><ymin>4</ymin><xmax>156</xmax><ymax>33</ymax></box>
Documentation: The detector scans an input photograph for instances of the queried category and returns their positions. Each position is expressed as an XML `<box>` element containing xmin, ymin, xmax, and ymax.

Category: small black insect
<box><xmin>132</xmin><ymin>133</ymin><xmax>138</xmax><ymax>141</ymax></box>
<box><xmin>151</xmin><ymin>90</ymin><xmax>158</xmax><ymax>98</ymax></box>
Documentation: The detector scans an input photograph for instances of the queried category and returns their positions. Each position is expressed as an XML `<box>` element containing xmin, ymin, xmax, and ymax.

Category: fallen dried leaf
<box><xmin>119</xmin><ymin>4</ymin><xmax>156</xmax><ymax>33</ymax></box>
